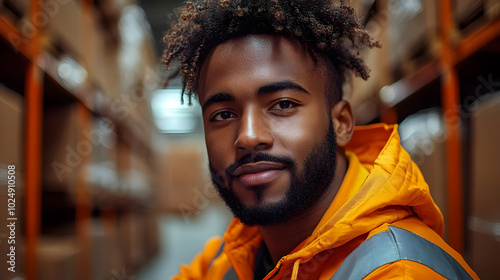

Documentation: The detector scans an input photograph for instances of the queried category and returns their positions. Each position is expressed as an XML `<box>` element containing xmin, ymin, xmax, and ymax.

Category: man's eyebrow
<box><xmin>202</xmin><ymin>81</ymin><xmax>308</xmax><ymax>110</ymax></box>
<box><xmin>202</xmin><ymin>92</ymin><xmax>235</xmax><ymax>111</ymax></box>
<box><xmin>257</xmin><ymin>80</ymin><xmax>310</xmax><ymax>96</ymax></box>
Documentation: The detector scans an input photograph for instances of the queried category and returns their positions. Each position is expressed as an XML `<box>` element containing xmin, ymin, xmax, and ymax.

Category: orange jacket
<box><xmin>173</xmin><ymin>124</ymin><xmax>478</xmax><ymax>280</ymax></box>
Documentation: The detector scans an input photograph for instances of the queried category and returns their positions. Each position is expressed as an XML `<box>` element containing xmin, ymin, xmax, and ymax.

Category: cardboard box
<box><xmin>36</xmin><ymin>220</ymin><xmax>118</xmax><ymax>280</ymax></box>
<box><xmin>128</xmin><ymin>151</ymin><xmax>152</xmax><ymax>202</ymax></box>
<box><xmin>454</xmin><ymin>0</ymin><xmax>484</xmax><ymax>28</ymax></box>
<box><xmin>46</xmin><ymin>0</ymin><xmax>82</xmax><ymax>56</ymax></box>
<box><xmin>42</xmin><ymin>104</ymin><xmax>85</xmax><ymax>201</ymax></box>
<box><xmin>5</xmin><ymin>0</ymin><xmax>29</xmax><ymax>17</ymax></box>
<box><xmin>417</xmin><ymin>138</ymin><xmax>447</xmax><ymax>236</ymax></box>
<box><xmin>468</xmin><ymin>92</ymin><xmax>500</xmax><ymax>280</ymax></box>
<box><xmin>118</xmin><ymin>212</ymin><xmax>145</xmax><ymax>269</ymax></box>
<box><xmin>454</xmin><ymin>0</ymin><xmax>500</xmax><ymax>32</ymax></box>
<box><xmin>12</xmin><ymin>0</ymin><xmax>82</xmax><ymax>55</ymax></box>
<box><xmin>87</xmin><ymin>117</ymin><xmax>119</xmax><ymax>196</ymax></box>
<box><xmin>37</xmin><ymin>237</ymin><xmax>79</xmax><ymax>280</ymax></box>
<box><xmin>142</xmin><ymin>212</ymin><xmax>160</xmax><ymax>258</ymax></box>
<box><xmin>388</xmin><ymin>0</ymin><xmax>439</xmax><ymax>74</ymax></box>
<box><xmin>90</xmin><ymin>219</ymin><xmax>114</xmax><ymax>280</ymax></box>
<box><xmin>0</xmin><ymin>83</ymin><xmax>23</xmax><ymax>166</ymax></box>
<box><xmin>157</xmin><ymin>141</ymin><xmax>215</xmax><ymax>214</ymax></box>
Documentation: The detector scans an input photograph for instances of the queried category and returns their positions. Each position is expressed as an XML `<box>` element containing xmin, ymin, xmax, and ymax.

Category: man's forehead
<box><xmin>213</xmin><ymin>34</ymin><xmax>308</xmax><ymax>56</ymax></box>
<box><xmin>197</xmin><ymin>34</ymin><xmax>324</xmax><ymax>97</ymax></box>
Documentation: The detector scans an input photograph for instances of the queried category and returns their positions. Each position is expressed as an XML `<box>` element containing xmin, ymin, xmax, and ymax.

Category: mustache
<box><xmin>225</xmin><ymin>152</ymin><xmax>296</xmax><ymax>178</ymax></box>
<box><xmin>209</xmin><ymin>153</ymin><xmax>296</xmax><ymax>190</ymax></box>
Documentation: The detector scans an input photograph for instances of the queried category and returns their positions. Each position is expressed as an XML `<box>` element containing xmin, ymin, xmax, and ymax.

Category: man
<box><xmin>162</xmin><ymin>0</ymin><xmax>478</xmax><ymax>279</ymax></box>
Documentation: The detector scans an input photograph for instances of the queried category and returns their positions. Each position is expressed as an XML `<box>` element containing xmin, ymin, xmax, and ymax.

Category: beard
<box><xmin>209</xmin><ymin>120</ymin><xmax>337</xmax><ymax>226</ymax></box>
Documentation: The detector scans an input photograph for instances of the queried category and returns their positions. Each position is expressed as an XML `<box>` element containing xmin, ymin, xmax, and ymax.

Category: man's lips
<box><xmin>233</xmin><ymin>161</ymin><xmax>286</xmax><ymax>176</ymax></box>
<box><xmin>232</xmin><ymin>162</ymin><xmax>286</xmax><ymax>186</ymax></box>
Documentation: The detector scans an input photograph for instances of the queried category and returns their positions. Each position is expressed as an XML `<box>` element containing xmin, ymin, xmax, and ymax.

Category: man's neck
<box><xmin>258</xmin><ymin>153</ymin><xmax>348</xmax><ymax>264</ymax></box>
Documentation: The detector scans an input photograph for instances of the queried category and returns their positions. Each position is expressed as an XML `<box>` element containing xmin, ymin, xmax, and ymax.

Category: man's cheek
<box><xmin>208</xmin><ymin>140</ymin><xmax>233</xmax><ymax>169</ymax></box>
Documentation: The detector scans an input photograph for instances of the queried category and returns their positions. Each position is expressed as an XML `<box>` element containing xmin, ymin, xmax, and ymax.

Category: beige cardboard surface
<box><xmin>469</xmin><ymin>93</ymin><xmax>500</xmax><ymax>280</ymax></box>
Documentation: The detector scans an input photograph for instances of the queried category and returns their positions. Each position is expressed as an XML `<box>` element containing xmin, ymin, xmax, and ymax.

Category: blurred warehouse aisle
<box><xmin>0</xmin><ymin>0</ymin><xmax>500</xmax><ymax>279</ymax></box>
<box><xmin>136</xmin><ymin>202</ymin><xmax>231</xmax><ymax>280</ymax></box>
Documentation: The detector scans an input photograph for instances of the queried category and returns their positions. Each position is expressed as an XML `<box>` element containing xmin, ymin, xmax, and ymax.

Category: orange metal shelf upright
<box><xmin>24</xmin><ymin>0</ymin><xmax>44</xmax><ymax>279</ymax></box>
<box><xmin>76</xmin><ymin>103</ymin><xmax>92</xmax><ymax>280</ymax></box>
<box><xmin>75</xmin><ymin>1</ymin><xmax>94</xmax><ymax>280</ymax></box>
<box><xmin>440</xmin><ymin>0</ymin><xmax>463</xmax><ymax>254</ymax></box>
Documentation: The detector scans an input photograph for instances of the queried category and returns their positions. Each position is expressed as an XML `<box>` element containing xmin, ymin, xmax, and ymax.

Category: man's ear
<box><xmin>331</xmin><ymin>100</ymin><xmax>354</xmax><ymax>147</ymax></box>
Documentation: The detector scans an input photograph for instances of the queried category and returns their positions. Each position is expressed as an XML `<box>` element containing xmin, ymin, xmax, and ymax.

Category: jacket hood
<box><xmin>222</xmin><ymin>123</ymin><xmax>445</xmax><ymax>266</ymax></box>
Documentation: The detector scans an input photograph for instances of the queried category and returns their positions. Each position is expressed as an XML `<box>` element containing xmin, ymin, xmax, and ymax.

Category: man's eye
<box><xmin>272</xmin><ymin>100</ymin><xmax>297</xmax><ymax>111</ymax></box>
<box><xmin>211</xmin><ymin>111</ymin><xmax>236</xmax><ymax>121</ymax></box>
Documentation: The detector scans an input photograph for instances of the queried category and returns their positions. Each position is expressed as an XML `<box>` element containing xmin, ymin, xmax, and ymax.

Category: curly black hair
<box><xmin>162</xmin><ymin>0</ymin><xmax>380</xmax><ymax>105</ymax></box>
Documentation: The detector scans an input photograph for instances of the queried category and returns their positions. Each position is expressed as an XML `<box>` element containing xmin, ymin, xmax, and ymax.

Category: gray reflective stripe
<box><xmin>209</xmin><ymin>242</ymin><xmax>238</xmax><ymax>280</ymax></box>
<box><xmin>223</xmin><ymin>267</ymin><xmax>238</xmax><ymax>280</ymax></box>
<box><xmin>209</xmin><ymin>241</ymin><xmax>225</xmax><ymax>270</ymax></box>
<box><xmin>331</xmin><ymin>226</ymin><xmax>473</xmax><ymax>280</ymax></box>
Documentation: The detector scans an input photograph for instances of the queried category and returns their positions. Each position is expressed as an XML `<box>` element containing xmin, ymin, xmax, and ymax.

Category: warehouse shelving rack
<box><xmin>373</xmin><ymin>0</ymin><xmax>500</xmax><ymax>255</ymax></box>
<box><xmin>0</xmin><ymin>0</ymin><xmax>160</xmax><ymax>279</ymax></box>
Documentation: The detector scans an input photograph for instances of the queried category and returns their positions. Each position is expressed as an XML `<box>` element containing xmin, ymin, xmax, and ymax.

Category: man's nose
<box><xmin>234</xmin><ymin>108</ymin><xmax>273</xmax><ymax>154</ymax></box>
